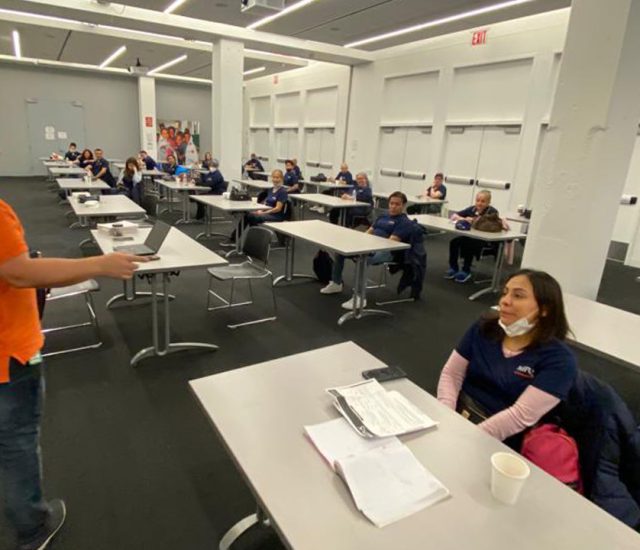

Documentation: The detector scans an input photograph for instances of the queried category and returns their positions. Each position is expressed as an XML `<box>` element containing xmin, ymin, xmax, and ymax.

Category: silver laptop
<box><xmin>113</xmin><ymin>221</ymin><xmax>171</xmax><ymax>255</ymax></box>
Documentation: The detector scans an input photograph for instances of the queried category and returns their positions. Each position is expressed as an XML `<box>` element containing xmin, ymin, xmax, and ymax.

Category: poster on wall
<box><xmin>156</xmin><ymin>120</ymin><xmax>200</xmax><ymax>164</ymax></box>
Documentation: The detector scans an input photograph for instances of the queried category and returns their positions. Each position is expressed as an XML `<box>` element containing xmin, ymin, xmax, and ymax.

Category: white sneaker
<box><xmin>341</xmin><ymin>296</ymin><xmax>367</xmax><ymax>310</ymax></box>
<box><xmin>317</xmin><ymin>207</ymin><xmax>326</xmax><ymax>214</ymax></box>
<box><xmin>320</xmin><ymin>281</ymin><xmax>343</xmax><ymax>294</ymax></box>
<box><xmin>309</xmin><ymin>205</ymin><xmax>320</xmax><ymax>212</ymax></box>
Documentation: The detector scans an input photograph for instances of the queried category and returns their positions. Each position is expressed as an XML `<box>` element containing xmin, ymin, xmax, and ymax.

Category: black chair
<box><xmin>206</xmin><ymin>226</ymin><xmax>277</xmax><ymax>329</ymax></box>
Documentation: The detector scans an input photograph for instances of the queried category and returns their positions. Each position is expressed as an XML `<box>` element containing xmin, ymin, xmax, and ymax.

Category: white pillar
<box><xmin>522</xmin><ymin>0</ymin><xmax>640</xmax><ymax>299</ymax></box>
<box><xmin>137</xmin><ymin>76</ymin><xmax>157</xmax><ymax>159</ymax></box>
<box><xmin>212</xmin><ymin>38</ymin><xmax>244</xmax><ymax>181</ymax></box>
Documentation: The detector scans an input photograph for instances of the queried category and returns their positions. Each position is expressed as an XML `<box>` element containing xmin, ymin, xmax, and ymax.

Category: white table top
<box><xmin>303</xmin><ymin>180</ymin><xmax>352</xmax><ymax>190</ymax></box>
<box><xmin>564</xmin><ymin>293</ymin><xmax>640</xmax><ymax>369</ymax></box>
<box><xmin>413</xmin><ymin>214</ymin><xmax>527</xmax><ymax>242</ymax></box>
<box><xmin>265</xmin><ymin>220</ymin><xmax>409</xmax><ymax>256</ymax></box>
<box><xmin>373</xmin><ymin>191</ymin><xmax>446</xmax><ymax>205</ymax></box>
<box><xmin>232</xmin><ymin>178</ymin><xmax>273</xmax><ymax>190</ymax></box>
<box><xmin>506</xmin><ymin>212</ymin><xmax>531</xmax><ymax>224</ymax></box>
<box><xmin>190</xmin><ymin>195</ymin><xmax>264</xmax><ymax>213</ymax></box>
<box><xmin>69</xmin><ymin>195</ymin><xmax>145</xmax><ymax>218</ymax></box>
<box><xmin>155</xmin><ymin>179</ymin><xmax>210</xmax><ymax>192</ymax></box>
<box><xmin>56</xmin><ymin>178</ymin><xmax>110</xmax><ymax>191</ymax></box>
<box><xmin>290</xmin><ymin>193</ymin><xmax>371</xmax><ymax>209</ymax></box>
<box><xmin>190</xmin><ymin>341</ymin><xmax>640</xmax><ymax>550</ymax></box>
<box><xmin>49</xmin><ymin>166</ymin><xmax>87</xmax><ymax>176</ymax></box>
<box><xmin>90</xmin><ymin>226</ymin><xmax>227</xmax><ymax>274</ymax></box>
<box><xmin>43</xmin><ymin>160</ymin><xmax>73</xmax><ymax>167</ymax></box>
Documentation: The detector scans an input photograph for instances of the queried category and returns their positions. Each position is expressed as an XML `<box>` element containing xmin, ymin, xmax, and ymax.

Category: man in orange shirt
<box><xmin>0</xmin><ymin>199</ymin><xmax>148</xmax><ymax>550</ymax></box>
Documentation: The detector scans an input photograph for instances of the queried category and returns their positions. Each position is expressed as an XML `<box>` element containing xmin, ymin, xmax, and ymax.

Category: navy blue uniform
<box><xmin>79</xmin><ymin>158</ymin><xmax>93</xmax><ymax>170</ymax></box>
<box><xmin>283</xmin><ymin>170</ymin><xmax>300</xmax><ymax>193</ymax></box>
<box><xmin>92</xmin><ymin>158</ymin><xmax>116</xmax><ymax>187</ymax></box>
<box><xmin>142</xmin><ymin>156</ymin><xmax>157</xmax><ymax>170</ymax></box>
<box><xmin>162</xmin><ymin>163</ymin><xmax>178</xmax><ymax>176</ymax></box>
<box><xmin>371</xmin><ymin>213</ymin><xmax>412</xmax><ymax>240</ymax></box>
<box><xmin>293</xmin><ymin>164</ymin><xmax>303</xmax><ymax>180</ymax></box>
<box><xmin>457</xmin><ymin>321</ymin><xmax>577</xmax><ymax>415</ymax></box>
<box><xmin>64</xmin><ymin>151</ymin><xmax>80</xmax><ymax>162</ymax></box>
<box><xmin>329</xmin><ymin>185</ymin><xmax>373</xmax><ymax>226</ymax></box>
<box><xmin>427</xmin><ymin>183</ymin><xmax>447</xmax><ymax>200</ymax></box>
<box><xmin>246</xmin><ymin>158</ymin><xmax>264</xmax><ymax>172</ymax></box>
<box><xmin>234</xmin><ymin>186</ymin><xmax>288</xmax><ymax>240</ymax></box>
<box><xmin>335</xmin><ymin>171</ymin><xmax>353</xmax><ymax>185</ymax></box>
<box><xmin>196</xmin><ymin>169</ymin><xmax>227</xmax><ymax>219</ymax></box>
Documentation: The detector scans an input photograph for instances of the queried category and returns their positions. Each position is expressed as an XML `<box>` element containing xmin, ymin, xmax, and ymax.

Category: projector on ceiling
<box><xmin>241</xmin><ymin>0</ymin><xmax>285</xmax><ymax>15</ymax></box>
<box><xmin>128</xmin><ymin>58</ymin><xmax>149</xmax><ymax>76</ymax></box>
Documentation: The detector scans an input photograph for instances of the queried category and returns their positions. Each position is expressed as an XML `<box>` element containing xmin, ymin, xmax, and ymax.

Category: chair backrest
<box><xmin>242</xmin><ymin>226</ymin><xmax>272</xmax><ymax>266</ymax></box>
<box><xmin>140</xmin><ymin>193</ymin><xmax>158</xmax><ymax>218</ymax></box>
<box><xmin>283</xmin><ymin>200</ymin><xmax>293</xmax><ymax>221</ymax></box>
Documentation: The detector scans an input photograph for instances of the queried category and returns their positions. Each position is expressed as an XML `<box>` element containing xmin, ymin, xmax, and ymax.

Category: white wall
<box><xmin>0</xmin><ymin>64</ymin><xmax>139</xmax><ymax>177</ymax></box>
<box><xmin>243</xmin><ymin>62</ymin><xmax>351</xmax><ymax>175</ymax></box>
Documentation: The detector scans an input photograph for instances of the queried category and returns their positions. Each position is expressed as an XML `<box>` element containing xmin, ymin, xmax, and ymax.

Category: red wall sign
<box><xmin>144</xmin><ymin>116</ymin><xmax>153</xmax><ymax>128</ymax></box>
<box><xmin>472</xmin><ymin>29</ymin><xmax>488</xmax><ymax>46</ymax></box>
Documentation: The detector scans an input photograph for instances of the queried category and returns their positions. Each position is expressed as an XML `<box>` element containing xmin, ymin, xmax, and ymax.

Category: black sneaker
<box><xmin>19</xmin><ymin>499</ymin><xmax>66</xmax><ymax>550</ymax></box>
<box><xmin>219</xmin><ymin>240</ymin><xmax>236</xmax><ymax>248</ymax></box>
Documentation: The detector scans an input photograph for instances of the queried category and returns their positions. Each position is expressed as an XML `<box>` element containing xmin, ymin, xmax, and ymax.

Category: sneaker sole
<box><xmin>320</xmin><ymin>289</ymin><xmax>343</xmax><ymax>295</ymax></box>
<box><xmin>30</xmin><ymin>501</ymin><xmax>66</xmax><ymax>550</ymax></box>
<box><xmin>455</xmin><ymin>277</ymin><xmax>471</xmax><ymax>284</ymax></box>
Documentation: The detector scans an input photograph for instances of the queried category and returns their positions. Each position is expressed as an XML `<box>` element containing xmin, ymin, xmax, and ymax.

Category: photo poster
<box><xmin>156</xmin><ymin>119</ymin><xmax>201</xmax><ymax>165</ymax></box>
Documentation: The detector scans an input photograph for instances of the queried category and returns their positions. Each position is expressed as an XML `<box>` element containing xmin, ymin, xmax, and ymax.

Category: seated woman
<box><xmin>283</xmin><ymin>160</ymin><xmax>303</xmax><ymax>194</ymax></box>
<box><xmin>437</xmin><ymin>269</ymin><xmax>577</xmax><ymax>445</ymax></box>
<box><xmin>201</xmin><ymin>152</ymin><xmax>214</xmax><ymax>170</ymax></box>
<box><xmin>446</xmin><ymin>189</ymin><xmax>505</xmax><ymax>283</ymax></box>
<box><xmin>162</xmin><ymin>154</ymin><xmax>178</xmax><ymax>176</ymax></box>
<box><xmin>116</xmin><ymin>157</ymin><xmax>143</xmax><ymax>204</ymax></box>
<box><xmin>78</xmin><ymin>148</ymin><xmax>94</xmax><ymax>170</ymax></box>
<box><xmin>225</xmin><ymin>169</ymin><xmax>288</xmax><ymax>244</ymax></box>
<box><xmin>328</xmin><ymin>172</ymin><xmax>373</xmax><ymax>226</ymax></box>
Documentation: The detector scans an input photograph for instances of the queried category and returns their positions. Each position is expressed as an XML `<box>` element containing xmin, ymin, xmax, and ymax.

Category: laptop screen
<box><xmin>145</xmin><ymin>221</ymin><xmax>171</xmax><ymax>252</ymax></box>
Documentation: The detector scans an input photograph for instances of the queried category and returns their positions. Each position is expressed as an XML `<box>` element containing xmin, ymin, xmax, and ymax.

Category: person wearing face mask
<box><xmin>436</xmin><ymin>269</ymin><xmax>577</xmax><ymax>445</ymax></box>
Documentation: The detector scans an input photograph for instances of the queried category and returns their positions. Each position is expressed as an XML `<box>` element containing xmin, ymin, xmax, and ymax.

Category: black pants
<box><xmin>449</xmin><ymin>236</ymin><xmax>483</xmax><ymax>272</ymax></box>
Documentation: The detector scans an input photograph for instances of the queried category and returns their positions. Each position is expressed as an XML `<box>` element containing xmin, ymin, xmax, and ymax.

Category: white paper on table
<box><xmin>335</xmin><ymin>441</ymin><xmax>450</xmax><ymax>527</ymax></box>
<box><xmin>327</xmin><ymin>379</ymin><xmax>438</xmax><ymax>437</ymax></box>
<box><xmin>304</xmin><ymin>418</ymin><xmax>397</xmax><ymax>470</ymax></box>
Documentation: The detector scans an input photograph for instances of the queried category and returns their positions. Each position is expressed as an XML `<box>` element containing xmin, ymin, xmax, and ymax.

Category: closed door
<box><xmin>442</xmin><ymin>127</ymin><xmax>483</xmax><ymax>211</ymax></box>
<box><xmin>401</xmin><ymin>127</ymin><xmax>432</xmax><ymax>197</ymax></box>
<box><xmin>304</xmin><ymin>129</ymin><xmax>321</xmax><ymax>169</ymax></box>
<box><xmin>27</xmin><ymin>99</ymin><xmax>86</xmax><ymax>174</ymax></box>
<box><xmin>249</xmin><ymin>129</ymin><xmax>270</xmax><ymax>170</ymax></box>
<box><xmin>318</xmin><ymin>129</ymin><xmax>335</xmax><ymax>172</ymax></box>
<box><xmin>377</xmin><ymin>128</ymin><xmax>407</xmax><ymax>194</ymax></box>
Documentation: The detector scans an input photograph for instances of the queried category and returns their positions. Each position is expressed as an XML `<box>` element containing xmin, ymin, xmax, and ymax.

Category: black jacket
<box><xmin>389</xmin><ymin>220</ymin><xmax>427</xmax><ymax>299</ymax></box>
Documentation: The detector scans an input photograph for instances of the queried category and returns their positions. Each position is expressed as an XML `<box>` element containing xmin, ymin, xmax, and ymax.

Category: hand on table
<box><xmin>98</xmin><ymin>253</ymin><xmax>152</xmax><ymax>280</ymax></box>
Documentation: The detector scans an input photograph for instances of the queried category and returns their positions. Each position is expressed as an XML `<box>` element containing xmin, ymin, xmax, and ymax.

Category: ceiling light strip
<box><xmin>345</xmin><ymin>0</ymin><xmax>535</xmax><ymax>48</ymax></box>
<box><xmin>243</xmin><ymin>66</ymin><xmax>266</xmax><ymax>76</ymax></box>
<box><xmin>12</xmin><ymin>30</ymin><xmax>22</xmax><ymax>58</ymax></box>
<box><xmin>147</xmin><ymin>54</ymin><xmax>188</xmax><ymax>75</ymax></box>
<box><xmin>164</xmin><ymin>0</ymin><xmax>188</xmax><ymax>15</ymax></box>
<box><xmin>247</xmin><ymin>0</ymin><xmax>318</xmax><ymax>30</ymax></box>
<box><xmin>99</xmin><ymin>45</ymin><xmax>126</xmax><ymax>69</ymax></box>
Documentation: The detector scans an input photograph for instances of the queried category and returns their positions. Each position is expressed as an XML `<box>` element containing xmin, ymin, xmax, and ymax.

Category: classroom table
<box><xmin>232</xmin><ymin>178</ymin><xmax>273</xmax><ymax>192</ymax></box>
<box><xmin>91</xmin><ymin>226</ymin><xmax>227</xmax><ymax>366</ymax></box>
<box><xmin>112</xmin><ymin>162</ymin><xmax>163</xmax><ymax>178</ymax></box>
<box><xmin>289</xmin><ymin>193</ymin><xmax>371</xmax><ymax>226</ymax></box>
<box><xmin>48</xmin><ymin>165</ymin><xmax>87</xmax><ymax>177</ymax></box>
<box><xmin>155</xmin><ymin>179</ymin><xmax>211</xmax><ymax>224</ymax></box>
<box><xmin>190</xmin><ymin>341</ymin><xmax>640</xmax><ymax>550</ymax></box>
<box><xmin>190</xmin><ymin>195</ymin><xmax>263</xmax><ymax>256</ymax></box>
<box><xmin>413</xmin><ymin>214</ymin><xmax>527</xmax><ymax>301</ymax></box>
<box><xmin>56</xmin><ymin>177</ymin><xmax>111</xmax><ymax>199</ymax></box>
<box><xmin>302</xmin><ymin>179</ymin><xmax>352</xmax><ymax>194</ymax></box>
<box><xmin>373</xmin><ymin>191</ymin><xmax>447</xmax><ymax>213</ymax></box>
<box><xmin>67</xmin><ymin>194</ymin><xmax>144</xmax><ymax>234</ymax></box>
<box><xmin>264</xmin><ymin>220</ymin><xmax>408</xmax><ymax>325</ymax></box>
<box><xmin>251</xmin><ymin>170</ymin><xmax>270</xmax><ymax>181</ymax></box>
<box><xmin>43</xmin><ymin>160</ymin><xmax>73</xmax><ymax>167</ymax></box>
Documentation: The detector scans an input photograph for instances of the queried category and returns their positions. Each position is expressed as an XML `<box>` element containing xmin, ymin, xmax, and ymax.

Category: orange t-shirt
<box><xmin>0</xmin><ymin>200</ymin><xmax>43</xmax><ymax>383</ymax></box>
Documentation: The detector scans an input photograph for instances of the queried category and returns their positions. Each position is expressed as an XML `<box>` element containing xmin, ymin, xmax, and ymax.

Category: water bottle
<box><xmin>352</xmin><ymin>188</ymin><xmax>356</xmax><ymax>201</ymax></box>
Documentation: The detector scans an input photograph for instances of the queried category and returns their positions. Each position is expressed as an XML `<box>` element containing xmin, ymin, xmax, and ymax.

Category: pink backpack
<box><xmin>521</xmin><ymin>423</ymin><xmax>583</xmax><ymax>493</ymax></box>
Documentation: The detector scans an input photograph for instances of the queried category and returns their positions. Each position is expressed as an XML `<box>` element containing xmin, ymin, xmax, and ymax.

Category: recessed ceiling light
<box><xmin>247</xmin><ymin>0</ymin><xmax>318</xmax><ymax>30</ymax></box>
<box><xmin>147</xmin><ymin>54</ymin><xmax>188</xmax><ymax>75</ymax></box>
<box><xmin>12</xmin><ymin>30</ymin><xmax>21</xmax><ymax>58</ymax></box>
<box><xmin>243</xmin><ymin>66</ymin><xmax>266</xmax><ymax>76</ymax></box>
<box><xmin>99</xmin><ymin>45</ymin><xmax>126</xmax><ymax>69</ymax></box>
<box><xmin>345</xmin><ymin>0</ymin><xmax>536</xmax><ymax>48</ymax></box>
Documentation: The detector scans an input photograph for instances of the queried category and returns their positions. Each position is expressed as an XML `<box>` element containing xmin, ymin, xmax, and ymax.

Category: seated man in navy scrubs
<box><xmin>64</xmin><ymin>142</ymin><xmax>81</xmax><ymax>163</ymax></box>
<box><xmin>138</xmin><ymin>150</ymin><xmax>157</xmax><ymax>171</ymax></box>
<box><xmin>321</xmin><ymin>191</ymin><xmax>412</xmax><ymax>310</ymax></box>
<box><xmin>244</xmin><ymin>153</ymin><xmax>264</xmax><ymax>179</ymax></box>
<box><xmin>328</xmin><ymin>172</ymin><xmax>373</xmax><ymax>226</ymax></box>
<box><xmin>292</xmin><ymin>158</ymin><xmax>303</xmax><ymax>180</ymax></box>
<box><xmin>283</xmin><ymin>160</ymin><xmax>303</xmax><ymax>194</ymax></box>
<box><xmin>88</xmin><ymin>148</ymin><xmax>116</xmax><ymax>189</ymax></box>
<box><xmin>195</xmin><ymin>159</ymin><xmax>226</xmax><ymax>220</ymax></box>
<box><xmin>408</xmin><ymin>172</ymin><xmax>447</xmax><ymax>214</ymax></box>
<box><xmin>330</xmin><ymin>163</ymin><xmax>354</xmax><ymax>185</ymax></box>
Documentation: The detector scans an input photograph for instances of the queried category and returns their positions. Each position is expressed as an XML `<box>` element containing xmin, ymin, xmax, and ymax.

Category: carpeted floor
<box><xmin>0</xmin><ymin>177</ymin><xmax>638</xmax><ymax>550</ymax></box>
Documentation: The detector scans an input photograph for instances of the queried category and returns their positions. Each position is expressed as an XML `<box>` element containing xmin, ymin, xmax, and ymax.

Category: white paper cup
<box><xmin>490</xmin><ymin>452</ymin><xmax>530</xmax><ymax>505</ymax></box>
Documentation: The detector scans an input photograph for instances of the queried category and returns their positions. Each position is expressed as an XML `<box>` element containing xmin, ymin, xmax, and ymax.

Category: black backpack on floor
<box><xmin>313</xmin><ymin>249</ymin><xmax>333</xmax><ymax>284</ymax></box>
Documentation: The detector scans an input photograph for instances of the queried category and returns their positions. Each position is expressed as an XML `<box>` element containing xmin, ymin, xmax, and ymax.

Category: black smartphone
<box><xmin>113</xmin><ymin>236</ymin><xmax>134</xmax><ymax>241</ymax></box>
<box><xmin>362</xmin><ymin>365</ymin><xmax>407</xmax><ymax>383</ymax></box>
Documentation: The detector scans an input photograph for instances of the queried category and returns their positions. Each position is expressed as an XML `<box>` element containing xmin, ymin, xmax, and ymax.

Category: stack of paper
<box><xmin>326</xmin><ymin>379</ymin><xmax>438</xmax><ymax>438</ymax></box>
<box><xmin>305</xmin><ymin>418</ymin><xmax>449</xmax><ymax>527</ymax></box>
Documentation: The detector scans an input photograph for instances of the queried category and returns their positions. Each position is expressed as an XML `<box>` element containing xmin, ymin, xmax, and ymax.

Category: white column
<box><xmin>137</xmin><ymin>76</ymin><xmax>157</xmax><ymax>159</ymax></box>
<box><xmin>212</xmin><ymin>38</ymin><xmax>244</xmax><ymax>181</ymax></box>
<box><xmin>522</xmin><ymin>0</ymin><xmax>640</xmax><ymax>299</ymax></box>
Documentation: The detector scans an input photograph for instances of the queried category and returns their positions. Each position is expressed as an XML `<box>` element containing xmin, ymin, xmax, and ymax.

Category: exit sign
<box><xmin>472</xmin><ymin>29</ymin><xmax>488</xmax><ymax>46</ymax></box>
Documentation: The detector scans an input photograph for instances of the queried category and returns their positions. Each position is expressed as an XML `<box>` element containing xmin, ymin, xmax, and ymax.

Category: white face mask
<box><xmin>498</xmin><ymin>312</ymin><xmax>537</xmax><ymax>337</ymax></box>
